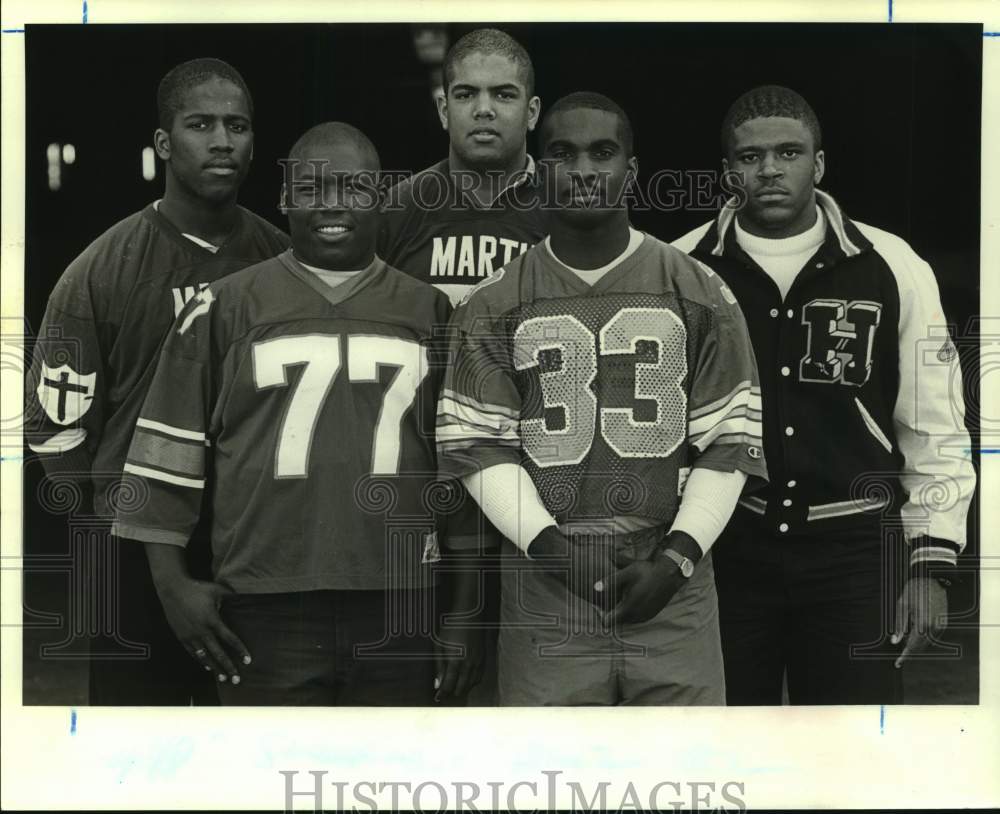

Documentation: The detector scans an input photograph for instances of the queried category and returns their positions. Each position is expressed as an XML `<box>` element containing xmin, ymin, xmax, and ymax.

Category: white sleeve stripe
<box><xmin>910</xmin><ymin>547</ymin><xmax>958</xmax><ymax>565</ymax></box>
<box><xmin>439</xmin><ymin>388</ymin><xmax>520</xmax><ymax>421</ymax></box>
<box><xmin>689</xmin><ymin>381</ymin><xmax>759</xmax><ymax>421</ymax></box>
<box><xmin>436</xmin><ymin>423</ymin><xmax>520</xmax><ymax>442</ymax></box>
<box><xmin>438</xmin><ymin>399</ymin><xmax>515</xmax><ymax>432</ymax></box>
<box><xmin>690</xmin><ymin>409</ymin><xmax>763</xmax><ymax>441</ymax></box>
<box><xmin>123</xmin><ymin>462</ymin><xmax>205</xmax><ymax>489</ymax></box>
<box><xmin>136</xmin><ymin>417</ymin><xmax>207</xmax><ymax>443</ymax></box>
<box><xmin>691</xmin><ymin>418</ymin><xmax>762</xmax><ymax>452</ymax></box>
<box><xmin>28</xmin><ymin>427</ymin><xmax>87</xmax><ymax>454</ymax></box>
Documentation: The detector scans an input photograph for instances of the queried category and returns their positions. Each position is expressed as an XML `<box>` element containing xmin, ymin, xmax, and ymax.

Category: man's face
<box><xmin>724</xmin><ymin>115</ymin><xmax>825</xmax><ymax>238</ymax></box>
<box><xmin>541</xmin><ymin>107</ymin><xmax>636</xmax><ymax>228</ymax></box>
<box><xmin>437</xmin><ymin>52</ymin><xmax>540</xmax><ymax>169</ymax></box>
<box><xmin>284</xmin><ymin>141</ymin><xmax>380</xmax><ymax>270</ymax></box>
<box><xmin>155</xmin><ymin>77</ymin><xmax>253</xmax><ymax>205</ymax></box>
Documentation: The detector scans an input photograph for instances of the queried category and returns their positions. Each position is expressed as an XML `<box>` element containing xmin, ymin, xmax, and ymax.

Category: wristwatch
<box><xmin>661</xmin><ymin>547</ymin><xmax>695</xmax><ymax>578</ymax></box>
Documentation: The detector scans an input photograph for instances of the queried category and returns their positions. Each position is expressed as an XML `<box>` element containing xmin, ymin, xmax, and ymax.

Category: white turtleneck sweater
<box><xmin>734</xmin><ymin>206</ymin><xmax>826</xmax><ymax>301</ymax></box>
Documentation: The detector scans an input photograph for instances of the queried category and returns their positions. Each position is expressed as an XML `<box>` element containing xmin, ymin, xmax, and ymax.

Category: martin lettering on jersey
<box><xmin>430</xmin><ymin>235</ymin><xmax>533</xmax><ymax>278</ymax></box>
<box><xmin>800</xmin><ymin>298</ymin><xmax>883</xmax><ymax>386</ymax></box>
<box><xmin>171</xmin><ymin>282</ymin><xmax>210</xmax><ymax>317</ymax></box>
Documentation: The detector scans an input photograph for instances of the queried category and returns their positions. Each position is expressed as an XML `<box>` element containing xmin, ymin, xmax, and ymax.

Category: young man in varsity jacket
<box><xmin>672</xmin><ymin>85</ymin><xmax>976</xmax><ymax>705</ymax></box>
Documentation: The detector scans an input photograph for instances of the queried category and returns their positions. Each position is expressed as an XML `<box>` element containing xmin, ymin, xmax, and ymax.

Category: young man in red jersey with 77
<box><xmin>114</xmin><ymin>123</ymin><xmax>484</xmax><ymax>704</ymax></box>
<box><xmin>378</xmin><ymin>28</ymin><xmax>548</xmax><ymax>305</ymax></box>
<box><xmin>25</xmin><ymin>58</ymin><xmax>289</xmax><ymax>705</ymax></box>
<box><xmin>672</xmin><ymin>86</ymin><xmax>976</xmax><ymax>704</ymax></box>
<box><xmin>437</xmin><ymin>93</ymin><xmax>767</xmax><ymax>705</ymax></box>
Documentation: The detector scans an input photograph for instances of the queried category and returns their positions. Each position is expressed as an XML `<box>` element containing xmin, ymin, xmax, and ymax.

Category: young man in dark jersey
<box><xmin>378</xmin><ymin>28</ymin><xmax>547</xmax><ymax>305</ymax></box>
<box><xmin>114</xmin><ymin>122</ymin><xmax>484</xmax><ymax>705</ymax></box>
<box><xmin>25</xmin><ymin>58</ymin><xmax>289</xmax><ymax>705</ymax></box>
<box><xmin>438</xmin><ymin>93</ymin><xmax>767</xmax><ymax>705</ymax></box>
<box><xmin>672</xmin><ymin>85</ymin><xmax>976</xmax><ymax>704</ymax></box>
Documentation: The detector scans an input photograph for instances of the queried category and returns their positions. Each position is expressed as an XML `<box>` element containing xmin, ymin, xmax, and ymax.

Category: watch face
<box><xmin>680</xmin><ymin>559</ymin><xmax>695</xmax><ymax>578</ymax></box>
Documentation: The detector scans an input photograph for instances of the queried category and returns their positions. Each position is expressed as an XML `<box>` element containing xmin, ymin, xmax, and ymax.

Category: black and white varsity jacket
<box><xmin>672</xmin><ymin>190</ymin><xmax>975</xmax><ymax>572</ymax></box>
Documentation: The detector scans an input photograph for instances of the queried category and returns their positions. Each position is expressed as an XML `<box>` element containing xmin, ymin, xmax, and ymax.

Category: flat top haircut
<box><xmin>540</xmin><ymin>91</ymin><xmax>634</xmax><ymax>155</ymax></box>
<box><xmin>443</xmin><ymin>28</ymin><xmax>535</xmax><ymax>95</ymax></box>
<box><xmin>157</xmin><ymin>57</ymin><xmax>254</xmax><ymax>130</ymax></box>
<box><xmin>721</xmin><ymin>84</ymin><xmax>822</xmax><ymax>156</ymax></box>
<box><xmin>288</xmin><ymin>122</ymin><xmax>381</xmax><ymax>169</ymax></box>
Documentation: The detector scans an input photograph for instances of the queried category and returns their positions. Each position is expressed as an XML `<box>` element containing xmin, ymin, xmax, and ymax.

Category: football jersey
<box><xmin>377</xmin><ymin>157</ymin><xmax>549</xmax><ymax>305</ymax></box>
<box><xmin>437</xmin><ymin>234</ymin><xmax>768</xmax><ymax>528</ymax></box>
<box><xmin>25</xmin><ymin>203</ymin><xmax>290</xmax><ymax>516</ymax></box>
<box><xmin>114</xmin><ymin>251</ymin><xmax>457</xmax><ymax>593</ymax></box>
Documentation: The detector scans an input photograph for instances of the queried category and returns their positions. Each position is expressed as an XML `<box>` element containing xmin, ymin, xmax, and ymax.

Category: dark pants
<box><xmin>89</xmin><ymin>534</ymin><xmax>218</xmax><ymax>706</ymax></box>
<box><xmin>713</xmin><ymin>521</ymin><xmax>904</xmax><ymax>705</ymax></box>
<box><xmin>216</xmin><ymin>589</ymin><xmax>437</xmax><ymax>706</ymax></box>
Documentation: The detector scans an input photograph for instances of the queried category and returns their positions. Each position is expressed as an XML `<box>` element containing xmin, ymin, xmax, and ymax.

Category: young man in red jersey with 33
<box><xmin>437</xmin><ymin>93</ymin><xmax>767</xmax><ymax>705</ymax></box>
<box><xmin>114</xmin><ymin>123</ymin><xmax>486</xmax><ymax>705</ymax></box>
<box><xmin>672</xmin><ymin>86</ymin><xmax>976</xmax><ymax>705</ymax></box>
<box><xmin>25</xmin><ymin>58</ymin><xmax>289</xmax><ymax>705</ymax></box>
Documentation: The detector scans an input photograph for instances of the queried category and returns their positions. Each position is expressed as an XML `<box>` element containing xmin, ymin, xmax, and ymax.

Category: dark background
<box><xmin>21</xmin><ymin>22</ymin><xmax>982</xmax><ymax>704</ymax></box>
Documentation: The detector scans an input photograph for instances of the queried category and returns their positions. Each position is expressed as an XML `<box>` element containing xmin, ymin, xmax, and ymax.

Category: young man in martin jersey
<box><xmin>24</xmin><ymin>58</ymin><xmax>289</xmax><ymax>705</ymax></box>
<box><xmin>114</xmin><ymin>123</ymin><xmax>485</xmax><ymax>705</ymax></box>
<box><xmin>437</xmin><ymin>93</ymin><xmax>767</xmax><ymax>705</ymax></box>
<box><xmin>378</xmin><ymin>28</ymin><xmax>548</xmax><ymax>306</ymax></box>
<box><xmin>672</xmin><ymin>85</ymin><xmax>976</xmax><ymax>704</ymax></box>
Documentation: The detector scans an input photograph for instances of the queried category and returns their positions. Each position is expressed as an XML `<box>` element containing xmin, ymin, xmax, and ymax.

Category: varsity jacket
<box><xmin>672</xmin><ymin>190</ymin><xmax>975</xmax><ymax>572</ymax></box>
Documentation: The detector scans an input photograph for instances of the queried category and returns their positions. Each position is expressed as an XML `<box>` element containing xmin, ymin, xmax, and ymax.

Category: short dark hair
<box><xmin>157</xmin><ymin>58</ymin><xmax>253</xmax><ymax>131</ymax></box>
<box><xmin>540</xmin><ymin>91</ymin><xmax>634</xmax><ymax>155</ymax></box>
<box><xmin>720</xmin><ymin>85</ymin><xmax>822</xmax><ymax>156</ymax></box>
<box><xmin>442</xmin><ymin>28</ymin><xmax>535</xmax><ymax>96</ymax></box>
<box><xmin>288</xmin><ymin>121</ymin><xmax>381</xmax><ymax>169</ymax></box>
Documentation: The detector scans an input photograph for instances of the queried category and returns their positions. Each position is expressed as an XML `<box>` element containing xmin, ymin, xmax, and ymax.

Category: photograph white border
<box><xmin>2</xmin><ymin>1</ymin><xmax>998</xmax><ymax>809</ymax></box>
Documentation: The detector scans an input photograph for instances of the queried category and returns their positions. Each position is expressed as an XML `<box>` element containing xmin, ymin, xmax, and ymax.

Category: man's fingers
<box><xmin>436</xmin><ymin>658</ymin><xmax>460</xmax><ymax>700</ymax></box>
<box><xmin>213</xmin><ymin>620</ymin><xmax>252</xmax><ymax>667</ymax></box>
<box><xmin>190</xmin><ymin>643</ymin><xmax>213</xmax><ymax>671</ymax></box>
<box><xmin>202</xmin><ymin>635</ymin><xmax>240</xmax><ymax>682</ymax></box>
<box><xmin>595</xmin><ymin>564</ymin><xmax>634</xmax><ymax>600</ymax></box>
<box><xmin>895</xmin><ymin>629</ymin><xmax>929</xmax><ymax>669</ymax></box>
<box><xmin>890</xmin><ymin>593</ymin><xmax>908</xmax><ymax>645</ymax></box>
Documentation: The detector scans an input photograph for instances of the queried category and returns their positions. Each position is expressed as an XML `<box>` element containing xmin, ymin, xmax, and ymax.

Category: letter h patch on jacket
<box><xmin>799</xmin><ymin>299</ymin><xmax>882</xmax><ymax>386</ymax></box>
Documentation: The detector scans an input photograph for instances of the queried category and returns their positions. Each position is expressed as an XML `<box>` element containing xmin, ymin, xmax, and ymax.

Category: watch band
<box><xmin>661</xmin><ymin>547</ymin><xmax>695</xmax><ymax>578</ymax></box>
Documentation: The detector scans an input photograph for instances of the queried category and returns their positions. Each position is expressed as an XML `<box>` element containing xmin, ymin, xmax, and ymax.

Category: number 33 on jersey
<box><xmin>437</xmin><ymin>235</ymin><xmax>769</xmax><ymax>525</ymax></box>
<box><xmin>115</xmin><ymin>252</ymin><xmax>453</xmax><ymax>593</ymax></box>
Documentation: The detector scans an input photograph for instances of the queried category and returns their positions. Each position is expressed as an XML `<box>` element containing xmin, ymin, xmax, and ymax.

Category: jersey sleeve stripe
<box><xmin>27</xmin><ymin>427</ymin><xmax>87</xmax><ymax>454</ymax></box>
<box><xmin>136</xmin><ymin>417</ymin><xmax>209</xmax><ymax>444</ymax></box>
<box><xmin>436</xmin><ymin>423</ymin><xmax>521</xmax><ymax>442</ymax></box>
<box><xmin>439</xmin><ymin>388</ymin><xmax>520</xmax><ymax>421</ymax></box>
<box><xmin>437</xmin><ymin>437</ymin><xmax>522</xmax><ymax>451</ymax></box>
<box><xmin>128</xmin><ymin>429</ymin><xmax>205</xmax><ymax>479</ymax></box>
<box><xmin>690</xmin><ymin>417</ymin><xmax>763</xmax><ymax>452</ymax></box>
<box><xmin>909</xmin><ymin>546</ymin><xmax>959</xmax><ymax>567</ymax></box>
<box><xmin>123</xmin><ymin>461</ymin><xmax>205</xmax><ymax>489</ymax></box>
<box><xmin>688</xmin><ymin>381</ymin><xmax>760</xmax><ymax>422</ymax></box>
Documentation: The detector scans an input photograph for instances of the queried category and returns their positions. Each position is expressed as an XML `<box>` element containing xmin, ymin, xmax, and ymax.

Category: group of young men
<box><xmin>26</xmin><ymin>28</ymin><xmax>975</xmax><ymax>707</ymax></box>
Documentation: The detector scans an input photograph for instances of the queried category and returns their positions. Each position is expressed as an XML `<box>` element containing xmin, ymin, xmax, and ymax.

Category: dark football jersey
<box><xmin>377</xmin><ymin>158</ymin><xmax>549</xmax><ymax>305</ymax></box>
<box><xmin>25</xmin><ymin>203</ymin><xmax>289</xmax><ymax>516</ymax></box>
<box><xmin>114</xmin><ymin>252</ymin><xmax>457</xmax><ymax>593</ymax></box>
<box><xmin>438</xmin><ymin>234</ymin><xmax>768</xmax><ymax>527</ymax></box>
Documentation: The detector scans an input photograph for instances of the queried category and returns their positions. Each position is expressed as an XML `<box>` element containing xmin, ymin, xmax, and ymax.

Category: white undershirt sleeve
<box><xmin>462</xmin><ymin>463</ymin><xmax>557</xmax><ymax>556</ymax></box>
<box><xmin>669</xmin><ymin>467</ymin><xmax>747</xmax><ymax>555</ymax></box>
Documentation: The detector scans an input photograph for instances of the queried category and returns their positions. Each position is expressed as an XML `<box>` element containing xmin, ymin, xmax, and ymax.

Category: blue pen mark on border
<box><xmin>977</xmin><ymin>449</ymin><xmax>1000</xmax><ymax>454</ymax></box>
<box><xmin>2</xmin><ymin>28</ymin><xmax>25</xmax><ymax>33</ymax></box>
<box><xmin>880</xmin><ymin>705</ymin><xmax>885</xmax><ymax>734</ymax></box>
<box><xmin>70</xmin><ymin>709</ymin><xmax>77</xmax><ymax>734</ymax></box>
<box><xmin>985</xmin><ymin>32</ymin><xmax>1000</xmax><ymax>37</ymax></box>
<box><xmin>83</xmin><ymin>0</ymin><xmax>88</xmax><ymax>23</ymax></box>
<box><xmin>888</xmin><ymin>0</ymin><xmax>892</xmax><ymax>22</ymax></box>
